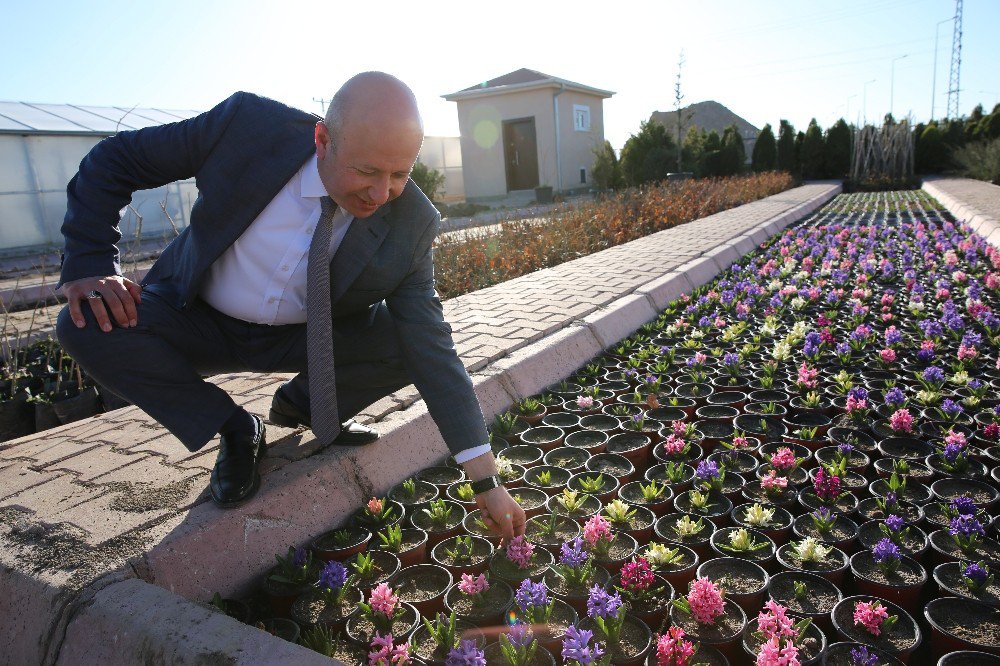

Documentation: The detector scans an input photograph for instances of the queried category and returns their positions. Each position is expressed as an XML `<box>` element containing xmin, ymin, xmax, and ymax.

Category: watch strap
<box><xmin>470</xmin><ymin>474</ymin><xmax>502</xmax><ymax>494</ymax></box>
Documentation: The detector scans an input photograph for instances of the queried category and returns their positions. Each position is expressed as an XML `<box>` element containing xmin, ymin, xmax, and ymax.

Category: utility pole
<box><xmin>674</xmin><ymin>51</ymin><xmax>685</xmax><ymax>172</ymax></box>
<box><xmin>890</xmin><ymin>55</ymin><xmax>908</xmax><ymax>118</ymax></box>
<box><xmin>931</xmin><ymin>16</ymin><xmax>954</xmax><ymax>121</ymax></box>
<box><xmin>946</xmin><ymin>0</ymin><xmax>963</xmax><ymax>119</ymax></box>
<box><xmin>313</xmin><ymin>97</ymin><xmax>329</xmax><ymax>115</ymax></box>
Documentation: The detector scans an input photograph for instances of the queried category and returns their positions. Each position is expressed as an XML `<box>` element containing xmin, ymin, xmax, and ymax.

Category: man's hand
<box><xmin>58</xmin><ymin>275</ymin><xmax>142</xmax><ymax>332</ymax></box>
<box><xmin>475</xmin><ymin>485</ymin><xmax>526</xmax><ymax>546</ymax></box>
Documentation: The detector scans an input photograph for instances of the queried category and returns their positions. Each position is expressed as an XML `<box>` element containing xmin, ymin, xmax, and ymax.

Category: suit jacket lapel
<box><xmin>329</xmin><ymin>207</ymin><xmax>391</xmax><ymax>305</ymax></box>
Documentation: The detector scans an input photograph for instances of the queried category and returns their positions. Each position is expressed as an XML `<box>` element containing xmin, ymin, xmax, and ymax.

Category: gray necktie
<box><xmin>306</xmin><ymin>196</ymin><xmax>340</xmax><ymax>445</ymax></box>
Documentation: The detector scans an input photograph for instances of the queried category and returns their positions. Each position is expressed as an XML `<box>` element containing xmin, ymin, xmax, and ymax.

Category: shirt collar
<box><xmin>300</xmin><ymin>154</ymin><xmax>328</xmax><ymax>199</ymax></box>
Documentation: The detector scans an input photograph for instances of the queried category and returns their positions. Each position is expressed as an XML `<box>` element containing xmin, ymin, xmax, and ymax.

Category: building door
<box><xmin>502</xmin><ymin>118</ymin><xmax>539</xmax><ymax>191</ymax></box>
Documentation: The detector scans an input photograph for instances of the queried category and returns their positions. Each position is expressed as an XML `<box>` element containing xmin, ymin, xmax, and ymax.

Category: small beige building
<box><xmin>443</xmin><ymin>69</ymin><xmax>614</xmax><ymax>201</ymax></box>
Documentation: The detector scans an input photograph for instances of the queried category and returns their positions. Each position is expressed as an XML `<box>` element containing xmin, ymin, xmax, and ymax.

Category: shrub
<box><xmin>411</xmin><ymin>161</ymin><xmax>446</xmax><ymax>202</ymax></box>
<box><xmin>682</xmin><ymin>126</ymin><xmax>705</xmax><ymax>173</ymax></box>
<box><xmin>951</xmin><ymin>137</ymin><xmax>1000</xmax><ymax>185</ymax></box>
<box><xmin>751</xmin><ymin>124</ymin><xmax>777</xmax><ymax>172</ymax></box>
<box><xmin>432</xmin><ymin>172</ymin><xmax>794</xmax><ymax>299</ymax></box>
<box><xmin>620</xmin><ymin>121</ymin><xmax>678</xmax><ymax>187</ymax></box>
<box><xmin>916</xmin><ymin>124</ymin><xmax>949</xmax><ymax>173</ymax></box>
<box><xmin>592</xmin><ymin>140</ymin><xmax>624</xmax><ymax>190</ymax></box>
<box><xmin>719</xmin><ymin>125</ymin><xmax>746</xmax><ymax>176</ymax></box>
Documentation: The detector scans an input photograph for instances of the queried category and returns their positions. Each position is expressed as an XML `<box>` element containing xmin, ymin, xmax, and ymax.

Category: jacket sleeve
<box><xmin>57</xmin><ymin>92</ymin><xmax>246</xmax><ymax>287</ymax></box>
<box><xmin>385</xmin><ymin>209</ymin><xmax>490</xmax><ymax>457</ymax></box>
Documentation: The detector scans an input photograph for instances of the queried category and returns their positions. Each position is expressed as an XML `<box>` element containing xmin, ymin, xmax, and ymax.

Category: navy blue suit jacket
<box><xmin>58</xmin><ymin>91</ymin><xmax>488</xmax><ymax>455</ymax></box>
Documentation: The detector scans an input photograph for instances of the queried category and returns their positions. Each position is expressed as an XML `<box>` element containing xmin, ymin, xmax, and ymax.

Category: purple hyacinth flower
<box><xmin>849</xmin><ymin>645</ymin><xmax>879</xmax><ymax>666</ymax></box>
<box><xmin>884</xmin><ymin>387</ymin><xmax>906</xmax><ymax>406</ymax></box>
<box><xmin>446</xmin><ymin>640</ymin><xmax>486</xmax><ymax>666</ymax></box>
<box><xmin>951</xmin><ymin>496</ymin><xmax>978</xmax><ymax>516</ymax></box>
<box><xmin>923</xmin><ymin>366</ymin><xmax>945</xmax><ymax>383</ymax></box>
<box><xmin>292</xmin><ymin>546</ymin><xmax>308</xmax><ymax>567</ymax></box>
<box><xmin>515</xmin><ymin>579</ymin><xmax>549</xmax><ymax>612</ymax></box>
<box><xmin>560</xmin><ymin>537</ymin><xmax>589</xmax><ymax>568</ymax></box>
<box><xmin>562</xmin><ymin>625</ymin><xmax>604</xmax><ymax>666</ymax></box>
<box><xmin>950</xmin><ymin>515</ymin><xmax>985</xmax><ymax>538</ymax></box>
<box><xmin>885</xmin><ymin>514</ymin><xmax>905</xmax><ymax>532</ymax></box>
<box><xmin>696</xmin><ymin>459</ymin><xmax>719</xmax><ymax>480</ymax></box>
<box><xmin>943</xmin><ymin>442</ymin><xmax>964</xmax><ymax>463</ymax></box>
<box><xmin>506</xmin><ymin>621</ymin><xmax>534</xmax><ymax>649</ymax></box>
<box><xmin>964</xmin><ymin>562</ymin><xmax>990</xmax><ymax>587</ymax></box>
<box><xmin>872</xmin><ymin>538</ymin><xmax>901</xmax><ymax>564</ymax></box>
<box><xmin>319</xmin><ymin>560</ymin><xmax>348</xmax><ymax>591</ymax></box>
<box><xmin>586</xmin><ymin>585</ymin><xmax>622</xmax><ymax>619</ymax></box>
<box><xmin>941</xmin><ymin>399</ymin><xmax>963</xmax><ymax>415</ymax></box>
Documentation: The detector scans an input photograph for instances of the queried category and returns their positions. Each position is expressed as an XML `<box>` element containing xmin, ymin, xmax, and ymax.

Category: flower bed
<box><xmin>212</xmin><ymin>190</ymin><xmax>1000</xmax><ymax>664</ymax></box>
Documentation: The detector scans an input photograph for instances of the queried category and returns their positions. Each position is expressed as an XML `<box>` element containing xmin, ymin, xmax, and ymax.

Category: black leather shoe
<box><xmin>210</xmin><ymin>415</ymin><xmax>266</xmax><ymax>508</ymax></box>
<box><xmin>269</xmin><ymin>387</ymin><xmax>378</xmax><ymax>445</ymax></box>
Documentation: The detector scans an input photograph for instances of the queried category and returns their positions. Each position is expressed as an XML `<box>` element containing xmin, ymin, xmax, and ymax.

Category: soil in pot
<box><xmin>925</xmin><ymin>597</ymin><xmax>1000</xmax><ymax>658</ymax></box>
<box><xmin>820</xmin><ymin>641</ymin><xmax>905</xmax><ymax>666</ymax></box>
<box><xmin>482</xmin><ymin>642</ymin><xmax>555</xmax><ymax>666</ymax></box>
<box><xmin>347</xmin><ymin>549</ymin><xmax>402</xmax><ymax>590</ymax></box>
<box><xmin>668</xmin><ymin>598</ymin><xmax>746</xmax><ymax>662</ymax></box>
<box><xmin>488</xmin><ymin>545</ymin><xmax>554</xmax><ymax>586</ymax></box>
<box><xmin>849</xmin><ymin>550</ymin><xmax>927</xmax><ymax>614</ymax></box>
<box><xmin>775</xmin><ymin>542</ymin><xmax>850</xmax><ymax>587</ymax></box>
<box><xmin>933</xmin><ymin>562</ymin><xmax>1000</xmax><ymax>606</ymax></box>
<box><xmin>346</xmin><ymin>601</ymin><xmax>419</xmax><ymax>647</ymax></box>
<box><xmin>390</xmin><ymin>564</ymin><xmax>453</xmax><ymax>617</ymax></box>
<box><xmin>312</xmin><ymin>525</ymin><xmax>371</xmax><ymax>562</ymax></box>
<box><xmin>767</xmin><ymin>571</ymin><xmax>842</xmax><ymax>632</ymax></box>
<box><xmin>444</xmin><ymin>578</ymin><xmax>514</xmax><ymax>628</ymax></box>
<box><xmin>742</xmin><ymin>615</ymin><xmax>826</xmax><ymax>664</ymax></box>
<box><xmin>579</xmin><ymin>614</ymin><xmax>652</xmax><ymax>666</ymax></box>
<box><xmin>430</xmin><ymin>535</ymin><xmax>493</xmax><ymax>576</ymax></box>
<box><xmin>290</xmin><ymin>587</ymin><xmax>362</xmax><ymax>629</ymax></box>
<box><xmin>543</xmin><ymin>446</ymin><xmax>592</xmax><ymax>472</ymax></box>
<box><xmin>696</xmin><ymin>557</ymin><xmax>768</xmax><ymax>615</ymax></box>
<box><xmin>409</xmin><ymin>618</ymin><xmax>485</xmax><ymax>665</ymax></box>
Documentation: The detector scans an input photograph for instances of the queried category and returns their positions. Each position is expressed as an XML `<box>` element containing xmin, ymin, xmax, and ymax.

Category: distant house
<box><xmin>443</xmin><ymin>69</ymin><xmax>614</xmax><ymax>201</ymax></box>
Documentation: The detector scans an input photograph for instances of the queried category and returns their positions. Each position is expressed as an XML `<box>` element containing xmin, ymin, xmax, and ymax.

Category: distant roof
<box><xmin>443</xmin><ymin>68</ymin><xmax>614</xmax><ymax>101</ymax></box>
<box><xmin>0</xmin><ymin>101</ymin><xmax>203</xmax><ymax>135</ymax></box>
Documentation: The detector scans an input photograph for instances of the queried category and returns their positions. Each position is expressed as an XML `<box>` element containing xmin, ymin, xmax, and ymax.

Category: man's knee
<box><xmin>56</xmin><ymin>305</ymin><xmax>95</xmax><ymax>358</ymax></box>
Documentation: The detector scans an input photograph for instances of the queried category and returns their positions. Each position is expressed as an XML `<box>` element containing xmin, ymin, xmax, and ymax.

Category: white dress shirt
<box><xmin>199</xmin><ymin>154</ymin><xmax>488</xmax><ymax>463</ymax></box>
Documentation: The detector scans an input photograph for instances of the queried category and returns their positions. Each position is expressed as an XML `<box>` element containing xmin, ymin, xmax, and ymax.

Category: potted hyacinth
<box><xmin>602</xmin><ymin>499</ymin><xmax>656</xmax><ymax>544</ymax></box>
<box><xmin>696</xmin><ymin>557</ymin><xmax>769</xmax><ymax>616</ymax></box>
<box><xmin>765</xmin><ymin>571</ymin><xmax>843</xmax><ymax>634</ymax></box>
<box><xmin>547</xmin><ymin>536</ymin><xmax>608</xmax><ymax>615</ymax></box>
<box><xmin>444</xmin><ymin>572</ymin><xmax>514</xmax><ymax>627</ymax></box>
<box><xmin>731</xmin><ymin>502</ymin><xmax>793</xmax><ymax>543</ymax></box>
<box><xmin>932</xmin><ymin>560</ymin><xmax>1000</xmax><ymax>606</ymax></box>
<box><xmin>652</xmin><ymin>625</ymin><xmax>729</xmax><ymax>666</ymax></box>
<box><xmin>263</xmin><ymin>546</ymin><xmax>319</xmax><ymax>617</ymax></box>
<box><xmin>561</xmin><ymin>625</ymin><xmax>606</xmax><ymax>666</ymax></box>
<box><xmin>354</xmin><ymin>496</ymin><xmax>404</xmax><ymax>532</ymax></box>
<box><xmin>483</xmin><ymin>621</ymin><xmax>556</xmax><ymax>666</ymax></box>
<box><xmin>347</xmin><ymin>582</ymin><xmax>419</xmax><ymax>646</ymax></box>
<box><xmin>412</xmin><ymin>498</ymin><xmax>466</xmax><ymax>549</ymax></box>
<box><xmin>792</xmin><ymin>507</ymin><xmax>859</xmax><ymax>554</ymax></box>
<box><xmin>641</xmin><ymin>542</ymin><xmax>699</xmax><ymax>594</ymax></box>
<box><xmin>311</xmin><ymin>525</ymin><xmax>372</xmax><ymax>562</ymax></box>
<box><xmin>741</xmin><ymin>600</ymin><xmax>825</xmax><ymax>665</ymax></box>
<box><xmin>579</xmin><ymin>584</ymin><xmax>653</xmax><ymax>666</ymax></box>
<box><xmin>830</xmin><ymin>596</ymin><xmax>921</xmax><ymax>663</ymax></box>
<box><xmin>298</xmin><ymin>624</ymin><xmax>367</xmax><ymax>662</ymax></box>
<box><xmin>929</xmin><ymin>511</ymin><xmax>1000</xmax><ymax>564</ymax></box>
<box><xmin>444</xmin><ymin>640</ymin><xmax>486</xmax><ymax>666</ymax></box>
<box><xmin>618</xmin><ymin>557</ymin><xmax>672</xmax><ymax>627</ymax></box>
<box><xmin>655</xmin><ymin>513</ymin><xmax>715</xmax><ymax>560</ymax></box>
<box><xmin>775</xmin><ymin>536</ymin><xmax>850</xmax><ymax>587</ymax></box>
<box><xmin>512</xmin><ymin>579</ymin><xmax>578</xmax><ymax>657</ymax></box>
<box><xmin>431</xmin><ymin>534</ymin><xmax>494</xmax><ymax>577</ymax></box>
<box><xmin>668</xmin><ymin>576</ymin><xmax>747</xmax><ymax>657</ymax></box>
<box><xmin>408</xmin><ymin>609</ymin><xmax>484</xmax><ymax>666</ymax></box>
<box><xmin>373</xmin><ymin>522</ymin><xmax>429</xmax><ymax>569</ymax></box>
<box><xmin>616</xmin><ymin>479</ymin><xmax>674</xmax><ymax>518</ymax></box>
<box><xmin>489</xmin><ymin>535</ymin><xmax>554</xmax><ymax>585</ymax></box>
<box><xmin>856</xmin><ymin>514</ymin><xmax>928</xmax><ymax>561</ymax></box>
<box><xmin>290</xmin><ymin>559</ymin><xmax>362</xmax><ymax>631</ymax></box>
<box><xmin>709</xmin><ymin>527</ymin><xmax>775</xmax><ymax>566</ymax></box>
<box><xmin>583</xmin><ymin>514</ymin><xmax>637</xmax><ymax>574</ymax></box>
<box><xmin>849</xmin><ymin>537</ymin><xmax>927</xmax><ymax>613</ymax></box>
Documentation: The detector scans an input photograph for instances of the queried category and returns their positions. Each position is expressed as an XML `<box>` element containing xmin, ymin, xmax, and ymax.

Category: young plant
<box><xmin>871</xmin><ymin>538</ymin><xmax>902</xmax><ymax>575</ymax></box>
<box><xmin>639</xmin><ymin>479</ymin><xmax>666</xmax><ymax>501</ymax></box>
<box><xmin>743</xmin><ymin>503</ymin><xmax>776</xmax><ymax>528</ymax></box>
<box><xmin>810</xmin><ymin>507</ymin><xmax>838</xmax><ymax>534</ymax></box>
<box><xmin>422</xmin><ymin>499</ymin><xmax>454</xmax><ymax>528</ymax></box>
<box><xmin>674</xmin><ymin>515</ymin><xmax>706</xmax><ymax>538</ymax></box>
<box><xmin>269</xmin><ymin>546</ymin><xmax>316</xmax><ymax>587</ymax></box>
<box><xmin>400</xmin><ymin>477</ymin><xmax>417</xmax><ymax>499</ymax></box>
<box><xmin>498</xmin><ymin>622</ymin><xmax>538</xmax><ymax>666</ymax></box>
<box><xmin>351</xmin><ymin>552</ymin><xmax>378</xmax><ymax>580</ymax></box>
<box><xmin>421</xmin><ymin>610</ymin><xmax>461</xmax><ymax>653</ymax></box>
<box><xmin>643</xmin><ymin>542</ymin><xmax>686</xmax><ymax>569</ymax></box>
<box><xmin>443</xmin><ymin>535</ymin><xmax>476</xmax><ymax>562</ymax></box>
<box><xmin>556</xmin><ymin>489</ymin><xmax>589</xmax><ymax>514</ymax></box>
<box><xmin>534</xmin><ymin>470</ymin><xmax>553</xmax><ymax>486</ymax></box>
<box><xmin>719</xmin><ymin>528</ymin><xmax>769</xmax><ymax>555</ymax></box>
<box><xmin>686</xmin><ymin>489</ymin><xmax>713</xmax><ymax>513</ymax></box>
<box><xmin>515</xmin><ymin>397</ymin><xmax>543</xmax><ymax>416</ymax></box>
<box><xmin>454</xmin><ymin>482</ymin><xmax>476</xmax><ymax>502</ymax></box>
<box><xmin>602</xmin><ymin>499</ymin><xmax>637</xmax><ymax>527</ymax></box>
<box><xmin>576</xmin><ymin>473</ymin><xmax>607</xmax><ymax>494</ymax></box>
<box><xmin>363</xmin><ymin>497</ymin><xmax>397</xmax><ymax>525</ymax></box>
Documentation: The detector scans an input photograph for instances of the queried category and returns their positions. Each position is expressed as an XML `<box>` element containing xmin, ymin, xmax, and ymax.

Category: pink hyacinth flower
<box><xmin>761</xmin><ymin>470</ymin><xmax>788</xmax><ymax>491</ymax></box>
<box><xmin>756</xmin><ymin>636</ymin><xmax>800</xmax><ymax>666</ymax></box>
<box><xmin>889</xmin><ymin>409</ymin><xmax>913</xmax><ymax>433</ymax></box>
<box><xmin>367</xmin><ymin>497</ymin><xmax>384</xmax><ymax>515</ymax></box>
<box><xmin>655</xmin><ymin>626</ymin><xmax>695</xmax><ymax>666</ymax></box>
<box><xmin>458</xmin><ymin>573</ymin><xmax>489</xmax><ymax>596</ymax></box>
<box><xmin>583</xmin><ymin>515</ymin><xmax>613</xmax><ymax>548</ymax></box>
<box><xmin>506</xmin><ymin>535</ymin><xmax>535</xmax><ymax>569</ymax></box>
<box><xmin>686</xmin><ymin>577</ymin><xmax>725</xmax><ymax>625</ymax></box>
<box><xmin>369</xmin><ymin>583</ymin><xmax>399</xmax><ymax>618</ymax></box>
<box><xmin>852</xmin><ymin>600</ymin><xmax>889</xmax><ymax>636</ymax></box>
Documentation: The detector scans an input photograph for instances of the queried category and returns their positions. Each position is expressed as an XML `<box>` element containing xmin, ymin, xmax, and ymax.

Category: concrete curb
<box><xmin>922</xmin><ymin>178</ymin><xmax>1000</xmax><ymax>249</ymax></box>
<box><xmin>1</xmin><ymin>181</ymin><xmax>842</xmax><ymax>665</ymax></box>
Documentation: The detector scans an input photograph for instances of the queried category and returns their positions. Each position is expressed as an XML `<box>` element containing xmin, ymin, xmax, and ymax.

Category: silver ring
<box><xmin>86</xmin><ymin>290</ymin><xmax>102</xmax><ymax>299</ymax></box>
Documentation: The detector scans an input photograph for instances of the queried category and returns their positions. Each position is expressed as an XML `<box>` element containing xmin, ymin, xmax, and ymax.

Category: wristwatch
<box><xmin>470</xmin><ymin>474</ymin><xmax>503</xmax><ymax>495</ymax></box>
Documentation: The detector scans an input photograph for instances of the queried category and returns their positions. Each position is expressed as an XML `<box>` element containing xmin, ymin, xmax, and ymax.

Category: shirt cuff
<box><xmin>452</xmin><ymin>443</ymin><xmax>492</xmax><ymax>464</ymax></box>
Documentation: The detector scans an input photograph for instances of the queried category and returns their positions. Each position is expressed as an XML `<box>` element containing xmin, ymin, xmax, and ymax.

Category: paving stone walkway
<box><xmin>0</xmin><ymin>181</ymin><xmax>840</xmax><ymax>665</ymax></box>
<box><xmin>923</xmin><ymin>176</ymin><xmax>1000</xmax><ymax>249</ymax></box>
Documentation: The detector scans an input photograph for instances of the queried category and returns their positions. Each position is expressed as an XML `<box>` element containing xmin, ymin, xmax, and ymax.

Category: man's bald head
<box><xmin>324</xmin><ymin>71</ymin><xmax>423</xmax><ymax>154</ymax></box>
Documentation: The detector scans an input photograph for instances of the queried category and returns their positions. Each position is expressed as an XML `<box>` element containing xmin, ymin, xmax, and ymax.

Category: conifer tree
<box><xmin>751</xmin><ymin>124</ymin><xmax>777</xmax><ymax>172</ymax></box>
<box><xmin>777</xmin><ymin>120</ymin><xmax>796</xmax><ymax>173</ymax></box>
<box><xmin>800</xmin><ymin>119</ymin><xmax>825</xmax><ymax>179</ymax></box>
<box><xmin>824</xmin><ymin>119</ymin><xmax>851</xmax><ymax>178</ymax></box>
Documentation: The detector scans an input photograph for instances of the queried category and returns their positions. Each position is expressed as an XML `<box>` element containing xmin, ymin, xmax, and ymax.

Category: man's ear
<box><xmin>315</xmin><ymin>121</ymin><xmax>332</xmax><ymax>159</ymax></box>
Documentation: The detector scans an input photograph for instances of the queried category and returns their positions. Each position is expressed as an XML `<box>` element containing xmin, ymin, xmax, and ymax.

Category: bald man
<box><xmin>55</xmin><ymin>72</ymin><xmax>525</xmax><ymax>541</ymax></box>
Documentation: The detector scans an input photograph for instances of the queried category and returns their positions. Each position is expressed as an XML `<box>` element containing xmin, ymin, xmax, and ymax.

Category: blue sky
<box><xmin>2</xmin><ymin>0</ymin><xmax>997</xmax><ymax>150</ymax></box>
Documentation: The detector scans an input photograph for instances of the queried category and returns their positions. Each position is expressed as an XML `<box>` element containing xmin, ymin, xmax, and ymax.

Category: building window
<box><xmin>580</xmin><ymin>168</ymin><xmax>587</xmax><ymax>184</ymax></box>
<box><xmin>573</xmin><ymin>105</ymin><xmax>591</xmax><ymax>132</ymax></box>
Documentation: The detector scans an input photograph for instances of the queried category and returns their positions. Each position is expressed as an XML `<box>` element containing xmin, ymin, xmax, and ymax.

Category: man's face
<box><xmin>314</xmin><ymin>116</ymin><xmax>423</xmax><ymax>218</ymax></box>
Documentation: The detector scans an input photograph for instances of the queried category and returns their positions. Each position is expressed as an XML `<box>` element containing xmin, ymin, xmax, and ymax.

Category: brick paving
<box><xmin>0</xmin><ymin>181</ymin><xmax>841</xmax><ymax>664</ymax></box>
<box><xmin>923</xmin><ymin>176</ymin><xmax>1000</xmax><ymax>248</ymax></box>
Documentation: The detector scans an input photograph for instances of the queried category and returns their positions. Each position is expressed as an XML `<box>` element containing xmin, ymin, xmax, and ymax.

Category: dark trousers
<box><xmin>55</xmin><ymin>287</ymin><xmax>410</xmax><ymax>452</ymax></box>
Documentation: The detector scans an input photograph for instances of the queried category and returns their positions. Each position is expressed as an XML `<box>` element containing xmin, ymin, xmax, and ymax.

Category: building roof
<box><xmin>0</xmin><ymin>101</ymin><xmax>203</xmax><ymax>135</ymax></box>
<box><xmin>443</xmin><ymin>68</ymin><xmax>614</xmax><ymax>101</ymax></box>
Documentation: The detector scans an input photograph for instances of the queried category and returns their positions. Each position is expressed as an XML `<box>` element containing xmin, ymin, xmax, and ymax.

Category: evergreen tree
<box><xmin>965</xmin><ymin>104</ymin><xmax>985</xmax><ymax>142</ymax></box>
<box><xmin>751</xmin><ymin>124</ymin><xmax>777</xmax><ymax>172</ymax></box>
<box><xmin>824</xmin><ymin>119</ymin><xmax>852</xmax><ymax>178</ymax></box>
<box><xmin>699</xmin><ymin>130</ymin><xmax>723</xmax><ymax>177</ymax></box>
<box><xmin>916</xmin><ymin>123</ymin><xmax>948</xmax><ymax>173</ymax></box>
<box><xmin>591</xmin><ymin>140</ymin><xmax>624</xmax><ymax>190</ymax></box>
<box><xmin>682</xmin><ymin>126</ymin><xmax>704</xmax><ymax>173</ymax></box>
<box><xmin>800</xmin><ymin>119</ymin><xmax>825</xmax><ymax>179</ymax></box>
<box><xmin>719</xmin><ymin>125</ymin><xmax>745</xmax><ymax>176</ymax></box>
<box><xmin>620</xmin><ymin>120</ymin><xmax>678</xmax><ymax>187</ymax></box>
<box><xmin>794</xmin><ymin>131</ymin><xmax>805</xmax><ymax>177</ymax></box>
<box><xmin>777</xmin><ymin>120</ymin><xmax>796</xmax><ymax>173</ymax></box>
